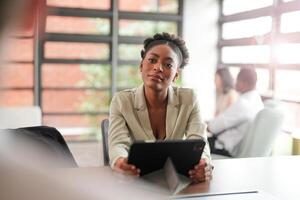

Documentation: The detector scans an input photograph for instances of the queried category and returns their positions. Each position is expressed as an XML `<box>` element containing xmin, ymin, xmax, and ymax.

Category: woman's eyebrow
<box><xmin>149</xmin><ymin>52</ymin><xmax>174</xmax><ymax>62</ymax></box>
<box><xmin>164</xmin><ymin>57</ymin><xmax>174</xmax><ymax>62</ymax></box>
<box><xmin>148</xmin><ymin>53</ymin><xmax>175</xmax><ymax>62</ymax></box>
<box><xmin>148</xmin><ymin>53</ymin><xmax>159</xmax><ymax>57</ymax></box>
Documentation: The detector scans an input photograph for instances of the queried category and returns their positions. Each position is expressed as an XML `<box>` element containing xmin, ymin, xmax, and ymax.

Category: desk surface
<box><xmin>181</xmin><ymin>156</ymin><xmax>300</xmax><ymax>199</ymax></box>
<box><xmin>2</xmin><ymin>156</ymin><xmax>300</xmax><ymax>200</ymax></box>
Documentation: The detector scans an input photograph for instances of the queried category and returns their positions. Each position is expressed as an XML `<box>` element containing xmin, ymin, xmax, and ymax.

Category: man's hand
<box><xmin>188</xmin><ymin>159</ymin><xmax>213</xmax><ymax>183</ymax></box>
<box><xmin>114</xmin><ymin>157</ymin><xmax>140</xmax><ymax>176</ymax></box>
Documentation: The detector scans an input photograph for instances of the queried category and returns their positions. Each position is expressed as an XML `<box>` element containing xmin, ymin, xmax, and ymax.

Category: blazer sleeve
<box><xmin>108</xmin><ymin>94</ymin><xmax>133</xmax><ymax>168</ymax></box>
<box><xmin>185</xmin><ymin>94</ymin><xmax>211</xmax><ymax>162</ymax></box>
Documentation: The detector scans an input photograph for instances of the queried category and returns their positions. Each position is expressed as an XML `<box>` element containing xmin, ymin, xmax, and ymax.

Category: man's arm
<box><xmin>208</xmin><ymin>99</ymin><xmax>249</xmax><ymax>134</ymax></box>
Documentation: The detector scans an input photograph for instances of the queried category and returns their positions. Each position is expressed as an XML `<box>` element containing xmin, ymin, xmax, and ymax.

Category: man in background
<box><xmin>207</xmin><ymin>68</ymin><xmax>264</xmax><ymax>157</ymax></box>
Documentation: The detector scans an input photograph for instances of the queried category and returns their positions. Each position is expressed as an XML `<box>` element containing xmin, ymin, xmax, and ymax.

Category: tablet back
<box><xmin>128</xmin><ymin>139</ymin><xmax>205</xmax><ymax>176</ymax></box>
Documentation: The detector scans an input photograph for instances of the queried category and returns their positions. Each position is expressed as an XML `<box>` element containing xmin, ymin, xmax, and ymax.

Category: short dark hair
<box><xmin>237</xmin><ymin>68</ymin><xmax>257</xmax><ymax>90</ymax></box>
<box><xmin>216</xmin><ymin>67</ymin><xmax>234</xmax><ymax>94</ymax></box>
<box><xmin>141</xmin><ymin>32</ymin><xmax>189</xmax><ymax>69</ymax></box>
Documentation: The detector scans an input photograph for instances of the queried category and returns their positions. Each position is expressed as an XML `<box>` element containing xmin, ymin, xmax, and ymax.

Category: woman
<box><xmin>214</xmin><ymin>68</ymin><xmax>238</xmax><ymax>116</ymax></box>
<box><xmin>108</xmin><ymin>33</ymin><xmax>212</xmax><ymax>182</ymax></box>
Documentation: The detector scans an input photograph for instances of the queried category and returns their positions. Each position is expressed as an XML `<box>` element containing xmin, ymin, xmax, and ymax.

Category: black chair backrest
<box><xmin>101</xmin><ymin>119</ymin><xmax>110</xmax><ymax>166</ymax></box>
<box><xmin>1</xmin><ymin>126</ymin><xmax>77</xmax><ymax>168</ymax></box>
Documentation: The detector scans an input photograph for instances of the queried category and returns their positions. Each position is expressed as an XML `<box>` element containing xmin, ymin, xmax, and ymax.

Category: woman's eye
<box><xmin>148</xmin><ymin>58</ymin><xmax>156</xmax><ymax>64</ymax></box>
<box><xmin>165</xmin><ymin>63</ymin><xmax>173</xmax><ymax>68</ymax></box>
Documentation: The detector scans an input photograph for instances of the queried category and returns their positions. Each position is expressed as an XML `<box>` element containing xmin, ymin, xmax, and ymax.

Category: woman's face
<box><xmin>140</xmin><ymin>44</ymin><xmax>179</xmax><ymax>92</ymax></box>
<box><xmin>215</xmin><ymin>73</ymin><xmax>222</xmax><ymax>94</ymax></box>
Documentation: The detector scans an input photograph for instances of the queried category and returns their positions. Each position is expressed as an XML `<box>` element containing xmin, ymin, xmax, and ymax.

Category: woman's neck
<box><xmin>144</xmin><ymin>87</ymin><xmax>168</xmax><ymax>108</ymax></box>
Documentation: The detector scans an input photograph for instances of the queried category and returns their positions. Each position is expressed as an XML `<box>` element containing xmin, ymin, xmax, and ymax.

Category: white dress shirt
<box><xmin>208</xmin><ymin>90</ymin><xmax>264</xmax><ymax>156</ymax></box>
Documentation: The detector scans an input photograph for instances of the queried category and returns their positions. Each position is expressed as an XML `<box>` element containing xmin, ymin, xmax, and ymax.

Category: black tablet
<box><xmin>127</xmin><ymin>139</ymin><xmax>206</xmax><ymax>176</ymax></box>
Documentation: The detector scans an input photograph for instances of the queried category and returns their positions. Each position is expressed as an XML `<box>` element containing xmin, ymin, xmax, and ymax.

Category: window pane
<box><xmin>0</xmin><ymin>64</ymin><xmax>33</xmax><ymax>88</ymax></box>
<box><xmin>119</xmin><ymin>0</ymin><xmax>179</xmax><ymax>13</ymax></box>
<box><xmin>119</xmin><ymin>44</ymin><xmax>143</xmax><ymax>60</ymax></box>
<box><xmin>42</xmin><ymin>64</ymin><xmax>110</xmax><ymax>88</ymax></box>
<box><xmin>5</xmin><ymin>38</ymin><xmax>33</xmax><ymax>62</ymax></box>
<box><xmin>0</xmin><ymin>90</ymin><xmax>33</xmax><ymax>106</ymax></box>
<box><xmin>117</xmin><ymin>65</ymin><xmax>142</xmax><ymax>88</ymax></box>
<box><xmin>281</xmin><ymin>102</ymin><xmax>300</xmax><ymax>134</ymax></box>
<box><xmin>43</xmin><ymin>90</ymin><xmax>110</xmax><ymax>113</ymax></box>
<box><xmin>46</xmin><ymin>16</ymin><xmax>110</xmax><ymax>35</ymax></box>
<box><xmin>256</xmin><ymin>68</ymin><xmax>270</xmax><ymax>94</ymax></box>
<box><xmin>119</xmin><ymin>20</ymin><xmax>177</xmax><ymax>36</ymax></box>
<box><xmin>274</xmin><ymin>43</ymin><xmax>300</xmax><ymax>64</ymax></box>
<box><xmin>222</xmin><ymin>45</ymin><xmax>270</xmax><ymax>63</ymax></box>
<box><xmin>14</xmin><ymin>27</ymin><xmax>34</xmax><ymax>37</ymax></box>
<box><xmin>77</xmin><ymin>64</ymin><xmax>111</xmax><ymax>88</ymax></box>
<box><xmin>275</xmin><ymin>69</ymin><xmax>300</xmax><ymax>102</ymax></box>
<box><xmin>44</xmin><ymin>42</ymin><xmax>109</xmax><ymax>60</ymax></box>
<box><xmin>229</xmin><ymin>67</ymin><xmax>270</xmax><ymax>94</ymax></box>
<box><xmin>223</xmin><ymin>0</ymin><xmax>273</xmax><ymax>15</ymax></box>
<box><xmin>222</xmin><ymin>17</ymin><xmax>272</xmax><ymax>39</ymax></box>
<box><xmin>281</xmin><ymin>11</ymin><xmax>300</xmax><ymax>33</ymax></box>
<box><xmin>47</xmin><ymin>0</ymin><xmax>110</xmax><ymax>10</ymax></box>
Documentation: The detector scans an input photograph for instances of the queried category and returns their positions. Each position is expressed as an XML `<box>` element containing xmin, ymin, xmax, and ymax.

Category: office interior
<box><xmin>0</xmin><ymin>0</ymin><xmax>300</xmax><ymax>167</ymax></box>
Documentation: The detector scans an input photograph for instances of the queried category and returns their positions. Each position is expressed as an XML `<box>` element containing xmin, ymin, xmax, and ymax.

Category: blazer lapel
<box><xmin>166</xmin><ymin>86</ymin><xmax>179</xmax><ymax>138</ymax></box>
<box><xmin>134</xmin><ymin>85</ymin><xmax>155</xmax><ymax>140</ymax></box>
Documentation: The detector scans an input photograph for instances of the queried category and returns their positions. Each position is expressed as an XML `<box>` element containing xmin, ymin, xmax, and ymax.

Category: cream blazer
<box><xmin>108</xmin><ymin>84</ymin><xmax>211</xmax><ymax>167</ymax></box>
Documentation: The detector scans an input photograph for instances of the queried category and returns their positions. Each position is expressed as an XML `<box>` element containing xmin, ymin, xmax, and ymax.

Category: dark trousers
<box><xmin>208</xmin><ymin>135</ymin><xmax>232</xmax><ymax>157</ymax></box>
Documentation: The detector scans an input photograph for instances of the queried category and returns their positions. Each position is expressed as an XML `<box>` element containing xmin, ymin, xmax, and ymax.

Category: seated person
<box><xmin>214</xmin><ymin>67</ymin><xmax>238</xmax><ymax>116</ymax></box>
<box><xmin>108</xmin><ymin>32</ymin><xmax>213</xmax><ymax>183</ymax></box>
<box><xmin>207</xmin><ymin>68</ymin><xmax>263</xmax><ymax>157</ymax></box>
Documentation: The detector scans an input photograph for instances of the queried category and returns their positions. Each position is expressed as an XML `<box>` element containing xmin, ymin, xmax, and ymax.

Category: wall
<box><xmin>182</xmin><ymin>0</ymin><xmax>219</xmax><ymax>120</ymax></box>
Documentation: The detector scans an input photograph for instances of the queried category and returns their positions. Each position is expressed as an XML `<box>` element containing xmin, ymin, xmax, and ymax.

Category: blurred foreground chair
<box><xmin>101</xmin><ymin>119</ymin><xmax>109</xmax><ymax>166</ymax></box>
<box><xmin>1</xmin><ymin>126</ymin><xmax>77</xmax><ymax>168</ymax></box>
<box><xmin>0</xmin><ymin>107</ymin><xmax>77</xmax><ymax>167</ymax></box>
<box><xmin>213</xmin><ymin>99</ymin><xmax>284</xmax><ymax>159</ymax></box>
<box><xmin>0</xmin><ymin>106</ymin><xmax>42</xmax><ymax>128</ymax></box>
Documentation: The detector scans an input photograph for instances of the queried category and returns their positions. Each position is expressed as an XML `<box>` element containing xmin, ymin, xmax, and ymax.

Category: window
<box><xmin>222</xmin><ymin>17</ymin><xmax>272</xmax><ymax>39</ymax></box>
<box><xmin>219</xmin><ymin>0</ymin><xmax>300</xmax><ymax>134</ymax></box>
<box><xmin>119</xmin><ymin>0</ymin><xmax>179</xmax><ymax>13</ymax></box>
<box><xmin>281</xmin><ymin>11</ymin><xmax>300</xmax><ymax>33</ymax></box>
<box><xmin>222</xmin><ymin>0</ymin><xmax>273</xmax><ymax>15</ymax></box>
<box><xmin>46</xmin><ymin>16</ymin><xmax>110</xmax><ymax>35</ymax></box>
<box><xmin>0</xmin><ymin>28</ymin><xmax>34</xmax><ymax>107</ymax></box>
<box><xmin>27</xmin><ymin>0</ymin><xmax>183</xmax><ymax>140</ymax></box>
<box><xmin>222</xmin><ymin>45</ymin><xmax>270</xmax><ymax>63</ymax></box>
<box><xmin>119</xmin><ymin>20</ymin><xmax>178</xmax><ymax>36</ymax></box>
<box><xmin>47</xmin><ymin>0</ymin><xmax>110</xmax><ymax>10</ymax></box>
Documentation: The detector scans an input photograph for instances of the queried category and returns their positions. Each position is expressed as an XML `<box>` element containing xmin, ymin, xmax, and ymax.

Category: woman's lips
<box><xmin>148</xmin><ymin>74</ymin><xmax>163</xmax><ymax>82</ymax></box>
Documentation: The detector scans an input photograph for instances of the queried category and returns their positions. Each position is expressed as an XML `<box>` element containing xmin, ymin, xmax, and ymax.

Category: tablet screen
<box><xmin>128</xmin><ymin>139</ymin><xmax>205</xmax><ymax>176</ymax></box>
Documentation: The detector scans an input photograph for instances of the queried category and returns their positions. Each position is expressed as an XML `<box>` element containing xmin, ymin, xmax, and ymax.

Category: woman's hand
<box><xmin>114</xmin><ymin>157</ymin><xmax>140</xmax><ymax>176</ymax></box>
<box><xmin>188</xmin><ymin>159</ymin><xmax>213</xmax><ymax>183</ymax></box>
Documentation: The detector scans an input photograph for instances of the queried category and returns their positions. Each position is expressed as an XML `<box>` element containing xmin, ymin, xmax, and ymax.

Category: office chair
<box><xmin>1</xmin><ymin>126</ymin><xmax>78</xmax><ymax>168</ymax></box>
<box><xmin>212</xmin><ymin>100</ymin><xmax>284</xmax><ymax>159</ymax></box>
<box><xmin>233</xmin><ymin>99</ymin><xmax>285</xmax><ymax>158</ymax></box>
<box><xmin>101</xmin><ymin>119</ymin><xmax>110</xmax><ymax>166</ymax></box>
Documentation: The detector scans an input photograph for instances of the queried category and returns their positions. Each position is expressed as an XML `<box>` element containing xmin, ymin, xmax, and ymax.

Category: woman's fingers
<box><xmin>114</xmin><ymin>157</ymin><xmax>140</xmax><ymax>176</ymax></box>
<box><xmin>189</xmin><ymin>159</ymin><xmax>214</xmax><ymax>183</ymax></box>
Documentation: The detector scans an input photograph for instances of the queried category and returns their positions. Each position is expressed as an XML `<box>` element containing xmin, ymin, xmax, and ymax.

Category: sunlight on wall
<box><xmin>182</xmin><ymin>0</ymin><xmax>219</xmax><ymax>120</ymax></box>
